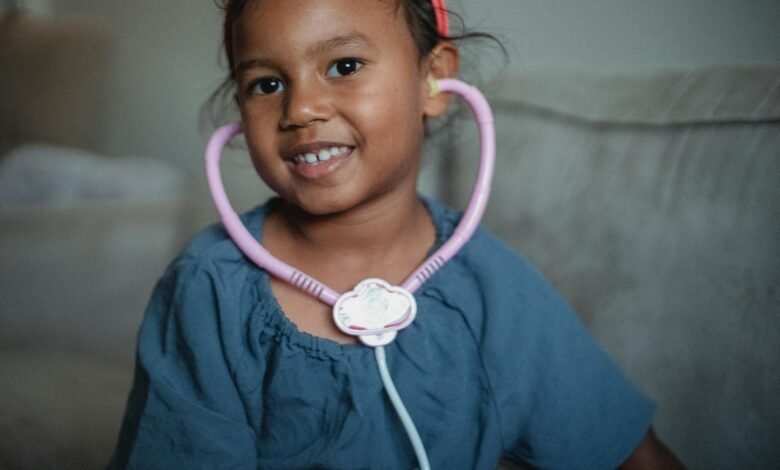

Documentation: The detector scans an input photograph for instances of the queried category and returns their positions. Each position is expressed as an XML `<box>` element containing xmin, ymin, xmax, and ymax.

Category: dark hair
<box><xmin>203</xmin><ymin>0</ymin><xmax>505</xmax><ymax>128</ymax></box>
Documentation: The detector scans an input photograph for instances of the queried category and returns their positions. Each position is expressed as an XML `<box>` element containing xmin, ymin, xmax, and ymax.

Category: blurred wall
<box><xmin>46</xmin><ymin>1</ymin><xmax>226</xmax><ymax>168</ymax></box>
<box><xmin>34</xmin><ymin>0</ymin><xmax>780</xmax><ymax>168</ymax></box>
<box><xmin>461</xmin><ymin>0</ymin><xmax>780</xmax><ymax>70</ymax></box>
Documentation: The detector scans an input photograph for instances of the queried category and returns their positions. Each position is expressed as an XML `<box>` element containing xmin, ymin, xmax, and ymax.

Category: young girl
<box><xmin>111</xmin><ymin>0</ymin><xmax>683</xmax><ymax>468</ymax></box>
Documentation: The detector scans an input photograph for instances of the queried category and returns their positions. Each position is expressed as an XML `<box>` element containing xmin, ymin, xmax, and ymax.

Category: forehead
<box><xmin>232</xmin><ymin>0</ymin><xmax>413</xmax><ymax>59</ymax></box>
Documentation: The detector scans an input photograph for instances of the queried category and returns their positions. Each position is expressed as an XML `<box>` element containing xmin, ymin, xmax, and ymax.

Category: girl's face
<box><xmin>232</xmin><ymin>0</ymin><xmax>437</xmax><ymax>215</ymax></box>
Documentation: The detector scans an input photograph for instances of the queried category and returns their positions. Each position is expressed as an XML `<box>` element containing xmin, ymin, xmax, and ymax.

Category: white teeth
<box><xmin>293</xmin><ymin>146</ymin><xmax>350</xmax><ymax>165</ymax></box>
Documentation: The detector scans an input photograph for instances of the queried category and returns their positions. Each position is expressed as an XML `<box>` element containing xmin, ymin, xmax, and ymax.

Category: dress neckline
<box><xmin>240</xmin><ymin>196</ymin><xmax>456</xmax><ymax>358</ymax></box>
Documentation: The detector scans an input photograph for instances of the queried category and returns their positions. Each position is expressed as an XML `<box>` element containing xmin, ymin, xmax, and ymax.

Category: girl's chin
<box><xmin>282</xmin><ymin>190</ymin><xmax>363</xmax><ymax>218</ymax></box>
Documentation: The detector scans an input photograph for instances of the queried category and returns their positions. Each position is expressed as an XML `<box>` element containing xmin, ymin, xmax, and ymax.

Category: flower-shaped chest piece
<box><xmin>333</xmin><ymin>278</ymin><xmax>417</xmax><ymax>346</ymax></box>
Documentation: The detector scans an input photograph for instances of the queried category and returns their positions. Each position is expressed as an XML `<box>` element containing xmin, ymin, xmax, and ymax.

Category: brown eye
<box><xmin>250</xmin><ymin>77</ymin><xmax>285</xmax><ymax>95</ymax></box>
<box><xmin>326</xmin><ymin>58</ymin><xmax>363</xmax><ymax>78</ymax></box>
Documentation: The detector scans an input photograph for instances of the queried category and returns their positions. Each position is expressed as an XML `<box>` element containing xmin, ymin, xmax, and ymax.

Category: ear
<box><xmin>422</xmin><ymin>41</ymin><xmax>460</xmax><ymax>118</ymax></box>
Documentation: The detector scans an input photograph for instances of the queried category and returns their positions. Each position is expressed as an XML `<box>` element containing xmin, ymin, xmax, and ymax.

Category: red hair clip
<box><xmin>431</xmin><ymin>0</ymin><xmax>449</xmax><ymax>37</ymax></box>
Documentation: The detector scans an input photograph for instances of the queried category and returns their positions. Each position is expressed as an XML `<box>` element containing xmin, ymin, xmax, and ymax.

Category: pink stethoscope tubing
<box><xmin>205</xmin><ymin>78</ymin><xmax>495</xmax><ymax>307</ymax></box>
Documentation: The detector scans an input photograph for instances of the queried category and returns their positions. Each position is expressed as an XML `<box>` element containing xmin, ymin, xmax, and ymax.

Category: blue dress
<box><xmin>110</xmin><ymin>198</ymin><xmax>655</xmax><ymax>469</ymax></box>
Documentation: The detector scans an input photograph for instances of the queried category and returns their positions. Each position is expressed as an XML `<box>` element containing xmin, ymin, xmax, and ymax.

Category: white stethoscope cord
<box><xmin>376</xmin><ymin>346</ymin><xmax>431</xmax><ymax>470</ymax></box>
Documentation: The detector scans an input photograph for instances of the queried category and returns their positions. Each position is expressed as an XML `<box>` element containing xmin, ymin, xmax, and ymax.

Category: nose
<box><xmin>280</xmin><ymin>80</ymin><xmax>332</xmax><ymax>130</ymax></box>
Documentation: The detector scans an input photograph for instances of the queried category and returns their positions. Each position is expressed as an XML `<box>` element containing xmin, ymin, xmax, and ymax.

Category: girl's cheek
<box><xmin>338</xmin><ymin>88</ymin><xmax>386</xmax><ymax>120</ymax></box>
<box><xmin>242</xmin><ymin>104</ymin><xmax>278</xmax><ymax>134</ymax></box>
<box><xmin>239</xmin><ymin>98</ymin><xmax>264</xmax><ymax>118</ymax></box>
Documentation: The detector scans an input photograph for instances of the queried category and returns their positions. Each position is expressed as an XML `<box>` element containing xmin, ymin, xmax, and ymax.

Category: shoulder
<box><xmin>436</xmin><ymin>226</ymin><xmax>573</xmax><ymax>340</ymax></box>
<box><xmin>420</xmin><ymin>199</ymin><xmax>579</xmax><ymax>360</ymax></box>
<box><xmin>154</xmin><ymin>204</ymin><xmax>271</xmax><ymax>296</ymax></box>
<box><xmin>138</xmin><ymin>204</ymin><xmax>273</xmax><ymax>372</ymax></box>
<box><xmin>176</xmin><ymin>205</ymin><xmax>265</xmax><ymax>269</ymax></box>
<box><xmin>423</xmin><ymin>196</ymin><xmax>540</xmax><ymax>278</ymax></box>
<box><xmin>462</xmin><ymin>225</ymin><xmax>540</xmax><ymax>280</ymax></box>
<box><xmin>144</xmin><ymin>204</ymin><xmax>271</xmax><ymax>332</ymax></box>
<box><xmin>424</xmin><ymin>197</ymin><xmax>565</xmax><ymax>316</ymax></box>
<box><xmin>462</xmin><ymin>226</ymin><xmax>561</xmax><ymax>308</ymax></box>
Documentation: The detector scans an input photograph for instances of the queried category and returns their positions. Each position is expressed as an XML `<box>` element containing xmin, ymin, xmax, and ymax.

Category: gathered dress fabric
<box><xmin>110</xmin><ymin>198</ymin><xmax>655</xmax><ymax>470</ymax></box>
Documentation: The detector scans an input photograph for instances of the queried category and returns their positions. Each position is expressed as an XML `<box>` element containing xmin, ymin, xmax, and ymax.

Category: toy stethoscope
<box><xmin>206</xmin><ymin>77</ymin><xmax>493</xmax><ymax>469</ymax></box>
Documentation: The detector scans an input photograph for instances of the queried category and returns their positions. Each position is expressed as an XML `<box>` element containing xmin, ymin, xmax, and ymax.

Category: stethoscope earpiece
<box><xmin>427</xmin><ymin>76</ymin><xmax>441</xmax><ymax>98</ymax></box>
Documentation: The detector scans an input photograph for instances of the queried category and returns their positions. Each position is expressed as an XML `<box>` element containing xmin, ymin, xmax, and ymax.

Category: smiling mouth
<box><xmin>292</xmin><ymin>146</ymin><xmax>352</xmax><ymax>165</ymax></box>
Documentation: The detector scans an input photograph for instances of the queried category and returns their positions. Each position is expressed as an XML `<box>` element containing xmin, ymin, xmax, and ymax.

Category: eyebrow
<box><xmin>235</xmin><ymin>31</ymin><xmax>376</xmax><ymax>74</ymax></box>
<box><xmin>306</xmin><ymin>31</ymin><xmax>375</xmax><ymax>57</ymax></box>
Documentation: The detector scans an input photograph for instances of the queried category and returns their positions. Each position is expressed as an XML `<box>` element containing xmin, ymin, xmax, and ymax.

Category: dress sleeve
<box><xmin>455</xmin><ymin>232</ymin><xmax>656</xmax><ymax>469</ymax></box>
<box><xmin>109</xmin><ymin>257</ymin><xmax>257</xmax><ymax>470</ymax></box>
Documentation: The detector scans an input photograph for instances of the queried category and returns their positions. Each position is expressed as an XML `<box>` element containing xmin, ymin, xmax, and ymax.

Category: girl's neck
<box><xmin>263</xmin><ymin>190</ymin><xmax>436</xmax><ymax>290</ymax></box>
